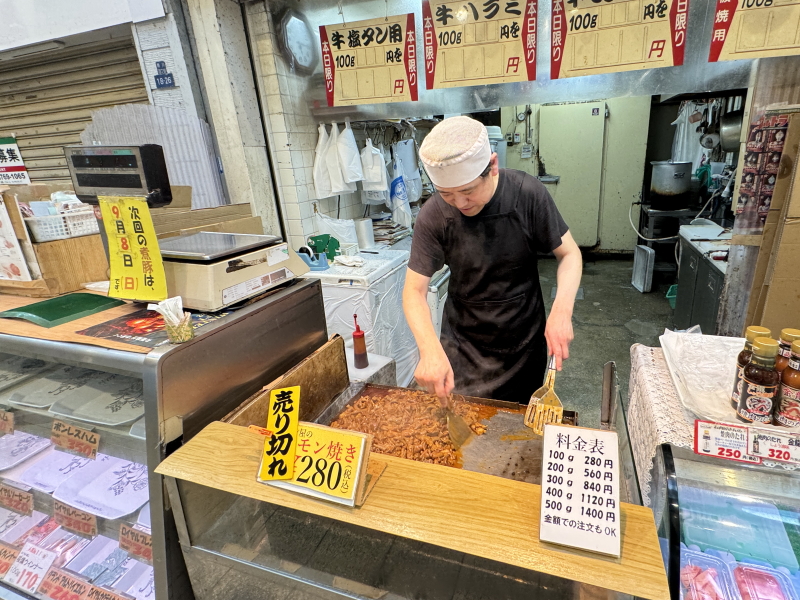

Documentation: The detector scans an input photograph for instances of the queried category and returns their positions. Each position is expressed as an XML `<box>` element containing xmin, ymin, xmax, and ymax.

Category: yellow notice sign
<box><xmin>550</xmin><ymin>0</ymin><xmax>689</xmax><ymax>79</ymax></box>
<box><xmin>98</xmin><ymin>196</ymin><xmax>167</xmax><ymax>302</ymax></box>
<box><xmin>709</xmin><ymin>0</ymin><xmax>800</xmax><ymax>62</ymax></box>
<box><xmin>258</xmin><ymin>387</ymin><xmax>300</xmax><ymax>481</ymax></box>
<box><xmin>320</xmin><ymin>14</ymin><xmax>418</xmax><ymax>106</ymax></box>
<box><xmin>268</xmin><ymin>422</ymin><xmax>371</xmax><ymax>507</ymax></box>
<box><xmin>423</xmin><ymin>0</ymin><xmax>538</xmax><ymax>89</ymax></box>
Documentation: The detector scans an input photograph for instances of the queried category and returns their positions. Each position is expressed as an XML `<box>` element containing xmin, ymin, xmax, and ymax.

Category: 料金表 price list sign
<box><xmin>539</xmin><ymin>424</ymin><xmax>621</xmax><ymax>557</ymax></box>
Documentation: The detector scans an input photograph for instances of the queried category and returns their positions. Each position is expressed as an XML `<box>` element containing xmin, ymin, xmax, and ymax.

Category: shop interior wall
<box><xmin>499</xmin><ymin>97</ymin><xmax>650</xmax><ymax>252</ymax></box>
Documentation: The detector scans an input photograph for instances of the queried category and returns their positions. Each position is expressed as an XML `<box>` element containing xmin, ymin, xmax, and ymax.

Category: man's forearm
<box><xmin>552</xmin><ymin>249</ymin><xmax>582</xmax><ymax>314</ymax></box>
<box><xmin>403</xmin><ymin>288</ymin><xmax>443</xmax><ymax>356</ymax></box>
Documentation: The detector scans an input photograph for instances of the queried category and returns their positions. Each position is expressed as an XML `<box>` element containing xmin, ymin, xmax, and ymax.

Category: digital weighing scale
<box><xmin>159</xmin><ymin>231</ymin><xmax>309</xmax><ymax>311</ymax></box>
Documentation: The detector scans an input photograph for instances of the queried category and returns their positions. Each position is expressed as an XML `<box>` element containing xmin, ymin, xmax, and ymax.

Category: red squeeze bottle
<box><xmin>353</xmin><ymin>314</ymin><xmax>369</xmax><ymax>369</ymax></box>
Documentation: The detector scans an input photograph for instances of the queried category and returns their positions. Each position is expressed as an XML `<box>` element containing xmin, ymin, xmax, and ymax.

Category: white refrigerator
<box><xmin>301</xmin><ymin>249</ymin><xmax>419</xmax><ymax>387</ymax></box>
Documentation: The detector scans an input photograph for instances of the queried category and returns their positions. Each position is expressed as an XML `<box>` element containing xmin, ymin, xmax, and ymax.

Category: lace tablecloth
<box><xmin>627</xmin><ymin>344</ymin><xmax>694</xmax><ymax>507</ymax></box>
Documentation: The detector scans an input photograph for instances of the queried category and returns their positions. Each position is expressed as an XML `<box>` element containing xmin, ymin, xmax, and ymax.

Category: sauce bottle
<box><xmin>352</xmin><ymin>314</ymin><xmax>369</xmax><ymax>369</ymax></box>
<box><xmin>775</xmin><ymin>328</ymin><xmax>800</xmax><ymax>373</ymax></box>
<box><xmin>731</xmin><ymin>326</ymin><xmax>771</xmax><ymax>410</ymax></box>
<box><xmin>775</xmin><ymin>340</ymin><xmax>800</xmax><ymax>428</ymax></box>
<box><xmin>737</xmin><ymin>337</ymin><xmax>780</xmax><ymax>424</ymax></box>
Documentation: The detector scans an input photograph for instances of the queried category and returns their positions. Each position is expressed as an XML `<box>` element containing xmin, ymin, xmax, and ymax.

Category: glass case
<box><xmin>0</xmin><ymin>278</ymin><xmax>328</xmax><ymax>600</ymax></box>
<box><xmin>651</xmin><ymin>444</ymin><xmax>800</xmax><ymax>600</ymax></box>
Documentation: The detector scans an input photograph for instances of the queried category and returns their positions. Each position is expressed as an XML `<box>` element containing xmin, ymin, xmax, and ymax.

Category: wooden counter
<box><xmin>156</xmin><ymin>421</ymin><xmax>669</xmax><ymax>600</ymax></box>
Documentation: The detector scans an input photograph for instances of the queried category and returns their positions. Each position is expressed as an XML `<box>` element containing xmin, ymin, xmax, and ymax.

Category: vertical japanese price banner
<box><xmin>0</xmin><ymin>138</ymin><xmax>30</xmax><ymax>185</ymax></box>
<box><xmin>98</xmin><ymin>196</ymin><xmax>167</xmax><ymax>302</ymax></box>
<box><xmin>269</xmin><ymin>422</ymin><xmax>371</xmax><ymax>507</ymax></box>
<box><xmin>258</xmin><ymin>387</ymin><xmax>300</xmax><ymax>481</ymax></box>
<box><xmin>709</xmin><ymin>0</ymin><xmax>800</xmax><ymax>61</ymax></box>
<box><xmin>551</xmin><ymin>0</ymin><xmax>689</xmax><ymax>79</ymax></box>
<box><xmin>423</xmin><ymin>0</ymin><xmax>538</xmax><ymax>89</ymax></box>
<box><xmin>320</xmin><ymin>14</ymin><xmax>417</xmax><ymax>107</ymax></box>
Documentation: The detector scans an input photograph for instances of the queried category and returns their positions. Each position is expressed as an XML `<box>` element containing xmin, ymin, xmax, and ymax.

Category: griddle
<box><xmin>316</xmin><ymin>383</ymin><xmax>544</xmax><ymax>485</ymax></box>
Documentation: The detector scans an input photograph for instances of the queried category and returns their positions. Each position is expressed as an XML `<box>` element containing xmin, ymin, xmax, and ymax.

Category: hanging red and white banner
<box><xmin>709</xmin><ymin>0</ymin><xmax>800</xmax><ymax>62</ymax></box>
<box><xmin>551</xmin><ymin>0</ymin><xmax>689</xmax><ymax>79</ymax></box>
<box><xmin>319</xmin><ymin>14</ymin><xmax>417</xmax><ymax>107</ymax></box>
<box><xmin>422</xmin><ymin>0</ymin><xmax>538</xmax><ymax>90</ymax></box>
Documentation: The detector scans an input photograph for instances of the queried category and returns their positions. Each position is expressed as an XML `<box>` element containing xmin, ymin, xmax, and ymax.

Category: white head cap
<box><xmin>420</xmin><ymin>116</ymin><xmax>491</xmax><ymax>188</ymax></box>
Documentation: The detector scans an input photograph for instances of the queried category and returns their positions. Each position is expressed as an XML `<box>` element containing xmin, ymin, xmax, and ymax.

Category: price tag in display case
<box><xmin>37</xmin><ymin>567</ymin><xmax>92</xmax><ymax>600</ymax></box>
<box><xmin>0</xmin><ymin>410</ymin><xmax>14</xmax><ymax>435</ymax></box>
<box><xmin>0</xmin><ymin>544</ymin><xmax>19</xmax><ymax>577</ymax></box>
<box><xmin>748</xmin><ymin>427</ymin><xmax>800</xmax><ymax>465</ymax></box>
<box><xmin>51</xmin><ymin>420</ymin><xmax>99</xmax><ymax>460</ymax></box>
<box><xmin>85</xmin><ymin>585</ymin><xmax>130</xmax><ymax>600</ymax></box>
<box><xmin>0</xmin><ymin>482</ymin><xmax>33</xmax><ymax>516</ymax></box>
<box><xmin>119</xmin><ymin>523</ymin><xmax>153</xmax><ymax>563</ymax></box>
<box><xmin>3</xmin><ymin>542</ymin><xmax>57</xmax><ymax>593</ymax></box>
<box><xmin>539</xmin><ymin>424</ymin><xmax>621</xmax><ymax>557</ymax></box>
<box><xmin>267</xmin><ymin>423</ymin><xmax>375</xmax><ymax>507</ymax></box>
<box><xmin>54</xmin><ymin>500</ymin><xmax>98</xmax><ymax>538</ymax></box>
<box><xmin>694</xmin><ymin>420</ymin><xmax>762</xmax><ymax>464</ymax></box>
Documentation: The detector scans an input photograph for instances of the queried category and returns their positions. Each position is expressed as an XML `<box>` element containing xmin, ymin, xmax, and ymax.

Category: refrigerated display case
<box><xmin>650</xmin><ymin>444</ymin><xmax>800</xmax><ymax>600</ymax></box>
<box><xmin>0</xmin><ymin>279</ymin><xmax>328</xmax><ymax>600</ymax></box>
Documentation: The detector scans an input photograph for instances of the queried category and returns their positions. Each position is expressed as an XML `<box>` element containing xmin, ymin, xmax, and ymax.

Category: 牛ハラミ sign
<box><xmin>709</xmin><ymin>0</ymin><xmax>800</xmax><ymax>62</ymax></box>
<box><xmin>0</xmin><ymin>138</ymin><xmax>30</xmax><ymax>185</ymax></box>
<box><xmin>423</xmin><ymin>0</ymin><xmax>538</xmax><ymax>88</ymax></box>
<box><xmin>539</xmin><ymin>424</ymin><xmax>621</xmax><ymax>557</ymax></box>
<box><xmin>551</xmin><ymin>0</ymin><xmax>689</xmax><ymax>79</ymax></box>
<box><xmin>98</xmin><ymin>196</ymin><xmax>167</xmax><ymax>302</ymax></box>
<box><xmin>320</xmin><ymin>14</ymin><xmax>417</xmax><ymax>106</ymax></box>
<box><xmin>268</xmin><ymin>422</ymin><xmax>372</xmax><ymax>507</ymax></box>
<box><xmin>258</xmin><ymin>387</ymin><xmax>301</xmax><ymax>481</ymax></box>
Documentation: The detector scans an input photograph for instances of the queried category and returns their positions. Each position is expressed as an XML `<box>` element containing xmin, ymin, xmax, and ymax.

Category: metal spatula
<box><xmin>446</xmin><ymin>394</ymin><xmax>473</xmax><ymax>449</ymax></box>
<box><xmin>524</xmin><ymin>355</ymin><xmax>563</xmax><ymax>435</ymax></box>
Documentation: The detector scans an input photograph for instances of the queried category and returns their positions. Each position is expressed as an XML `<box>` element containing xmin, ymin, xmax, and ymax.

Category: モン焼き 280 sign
<box><xmin>320</xmin><ymin>14</ymin><xmax>418</xmax><ymax>106</ymax></box>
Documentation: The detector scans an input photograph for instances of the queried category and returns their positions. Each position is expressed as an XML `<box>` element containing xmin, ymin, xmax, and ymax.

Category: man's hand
<box><xmin>414</xmin><ymin>347</ymin><xmax>455</xmax><ymax>406</ymax></box>
<box><xmin>545</xmin><ymin>307</ymin><xmax>573</xmax><ymax>371</ymax></box>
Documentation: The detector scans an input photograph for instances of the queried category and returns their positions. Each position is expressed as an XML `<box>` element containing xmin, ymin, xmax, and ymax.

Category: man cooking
<box><xmin>403</xmin><ymin>116</ymin><xmax>582</xmax><ymax>404</ymax></box>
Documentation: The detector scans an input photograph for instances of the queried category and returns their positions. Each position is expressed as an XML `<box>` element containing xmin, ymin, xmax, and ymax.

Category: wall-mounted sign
<box><xmin>709</xmin><ymin>0</ymin><xmax>800</xmax><ymax>62</ymax></box>
<box><xmin>422</xmin><ymin>0</ymin><xmax>537</xmax><ymax>88</ymax></box>
<box><xmin>320</xmin><ymin>14</ymin><xmax>417</xmax><ymax>106</ymax></box>
<box><xmin>551</xmin><ymin>0</ymin><xmax>689</xmax><ymax>79</ymax></box>
<box><xmin>153</xmin><ymin>60</ymin><xmax>176</xmax><ymax>89</ymax></box>
<box><xmin>0</xmin><ymin>138</ymin><xmax>30</xmax><ymax>185</ymax></box>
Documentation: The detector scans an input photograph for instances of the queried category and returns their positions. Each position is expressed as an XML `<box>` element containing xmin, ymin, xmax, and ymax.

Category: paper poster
<box><xmin>709</xmin><ymin>0</ymin><xmax>800</xmax><ymax>61</ymax></box>
<box><xmin>423</xmin><ymin>0</ymin><xmax>537</xmax><ymax>89</ymax></box>
<box><xmin>551</xmin><ymin>0</ymin><xmax>689</xmax><ymax>79</ymax></box>
<box><xmin>258</xmin><ymin>387</ymin><xmax>300</xmax><ymax>481</ymax></box>
<box><xmin>320</xmin><ymin>14</ymin><xmax>418</xmax><ymax>106</ymax></box>
<box><xmin>0</xmin><ymin>203</ymin><xmax>31</xmax><ymax>282</ymax></box>
<box><xmin>0</xmin><ymin>138</ymin><xmax>30</xmax><ymax>186</ymax></box>
<box><xmin>97</xmin><ymin>196</ymin><xmax>167</xmax><ymax>302</ymax></box>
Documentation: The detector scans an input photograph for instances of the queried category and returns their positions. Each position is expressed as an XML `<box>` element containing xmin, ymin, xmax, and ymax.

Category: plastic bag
<box><xmin>315</xmin><ymin>211</ymin><xmax>359</xmax><ymax>244</ymax></box>
<box><xmin>313</xmin><ymin>123</ymin><xmax>333</xmax><ymax>199</ymax></box>
<box><xmin>361</xmin><ymin>139</ymin><xmax>385</xmax><ymax>188</ymax></box>
<box><xmin>337</xmin><ymin>119</ymin><xmax>365</xmax><ymax>183</ymax></box>
<box><xmin>390</xmin><ymin>158</ymin><xmax>413</xmax><ymax>228</ymax></box>
<box><xmin>393</xmin><ymin>139</ymin><xmax>422</xmax><ymax>203</ymax></box>
<box><xmin>325</xmin><ymin>123</ymin><xmax>355</xmax><ymax>194</ymax></box>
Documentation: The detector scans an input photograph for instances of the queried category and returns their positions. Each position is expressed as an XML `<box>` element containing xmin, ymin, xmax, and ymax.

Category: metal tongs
<box><xmin>524</xmin><ymin>355</ymin><xmax>563</xmax><ymax>435</ymax></box>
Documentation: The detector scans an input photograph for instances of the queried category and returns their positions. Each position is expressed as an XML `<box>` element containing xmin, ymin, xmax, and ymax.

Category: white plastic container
<box><xmin>24</xmin><ymin>210</ymin><xmax>98</xmax><ymax>243</ymax></box>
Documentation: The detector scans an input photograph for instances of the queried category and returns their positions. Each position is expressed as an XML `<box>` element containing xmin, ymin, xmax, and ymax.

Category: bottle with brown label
<box><xmin>775</xmin><ymin>328</ymin><xmax>800</xmax><ymax>373</ymax></box>
<box><xmin>731</xmin><ymin>325</ymin><xmax>771</xmax><ymax>410</ymax></box>
<box><xmin>737</xmin><ymin>337</ymin><xmax>781</xmax><ymax>424</ymax></box>
<box><xmin>775</xmin><ymin>340</ymin><xmax>800</xmax><ymax>428</ymax></box>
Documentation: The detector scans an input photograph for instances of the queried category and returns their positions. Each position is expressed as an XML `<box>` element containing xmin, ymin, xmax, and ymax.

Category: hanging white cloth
<box><xmin>313</xmin><ymin>123</ymin><xmax>333</xmax><ymax>199</ymax></box>
<box><xmin>671</xmin><ymin>101</ymin><xmax>708</xmax><ymax>174</ymax></box>
<box><xmin>326</xmin><ymin>123</ymin><xmax>355</xmax><ymax>194</ymax></box>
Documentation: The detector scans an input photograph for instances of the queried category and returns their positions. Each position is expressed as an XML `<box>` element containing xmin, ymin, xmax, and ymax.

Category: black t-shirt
<box><xmin>409</xmin><ymin>169</ymin><xmax>569</xmax><ymax>278</ymax></box>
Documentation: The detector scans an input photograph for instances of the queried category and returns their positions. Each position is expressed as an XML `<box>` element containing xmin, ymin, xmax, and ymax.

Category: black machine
<box><xmin>64</xmin><ymin>144</ymin><xmax>172</xmax><ymax>208</ymax></box>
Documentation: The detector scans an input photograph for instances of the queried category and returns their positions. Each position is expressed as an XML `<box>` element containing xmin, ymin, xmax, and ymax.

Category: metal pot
<box><xmin>650</xmin><ymin>161</ymin><xmax>693</xmax><ymax>196</ymax></box>
<box><xmin>720</xmin><ymin>110</ymin><xmax>744</xmax><ymax>152</ymax></box>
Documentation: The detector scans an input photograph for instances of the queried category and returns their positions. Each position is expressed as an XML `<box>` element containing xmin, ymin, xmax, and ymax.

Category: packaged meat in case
<box><xmin>732</xmin><ymin>564</ymin><xmax>799</xmax><ymax>600</ymax></box>
<box><xmin>680</xmin><ymin>549</ymin><xmax>738</xmax><ymax>600</ymax></box>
